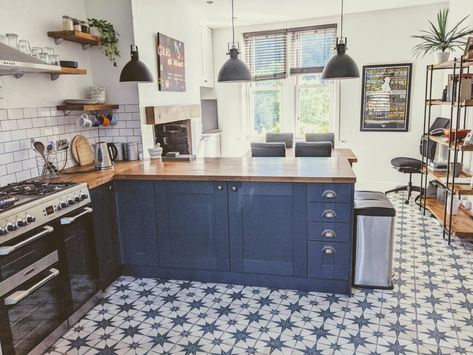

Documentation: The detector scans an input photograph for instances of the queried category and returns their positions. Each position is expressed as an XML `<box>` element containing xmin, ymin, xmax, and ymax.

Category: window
<box><xmin>244</xmin><ymin>25</ymin><xmax>337</xmax><ymax>138</ymax></box>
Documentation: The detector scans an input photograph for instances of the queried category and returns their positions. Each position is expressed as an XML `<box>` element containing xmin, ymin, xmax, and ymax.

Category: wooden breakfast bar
<box><xmin>53</xmin><ymin>156</ymin><xmax>357</xmax><ymax>295</ymax></box>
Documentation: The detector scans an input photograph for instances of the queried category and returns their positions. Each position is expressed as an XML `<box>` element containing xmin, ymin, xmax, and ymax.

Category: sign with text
<box><xmin>360</xmin><ymin>63</ymin><xmax>412</xmax><ymax>132</ymax></box>
<box><xmin>157</xmin><ymin>33</ymin><xmax>186</xmax><ymax>92</ymax></box>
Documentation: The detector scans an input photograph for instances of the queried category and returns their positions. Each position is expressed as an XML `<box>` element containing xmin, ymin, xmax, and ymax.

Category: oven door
<box><xmin>57</xmin><ymin>206</ymin><xmax>99</xmax><ymax>320</ymax></box>
<box><xmin>0</xmin><ymin>251</ymin><xmax>66</xmax><ymax>355</ymax></box>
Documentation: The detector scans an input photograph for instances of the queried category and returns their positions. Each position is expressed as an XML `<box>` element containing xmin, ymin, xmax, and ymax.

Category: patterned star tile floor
<box><xmin>46</xmin><ymin>193</ymin><xmax>473</xmax><ymax>355</ymax></box>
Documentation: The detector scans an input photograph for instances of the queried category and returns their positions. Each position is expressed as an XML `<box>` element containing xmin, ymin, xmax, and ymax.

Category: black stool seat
<box><xmin>391</xmin><ymin>157</ymin><xmax>422</xmax><ymax>173</ymax></box>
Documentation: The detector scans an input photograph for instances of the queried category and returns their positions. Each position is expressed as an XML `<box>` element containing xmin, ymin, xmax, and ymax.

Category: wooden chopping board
<box><xmin>71</xmin><ymin>135</ymin><xmax>94</xmax><ymax>166</ymax></box>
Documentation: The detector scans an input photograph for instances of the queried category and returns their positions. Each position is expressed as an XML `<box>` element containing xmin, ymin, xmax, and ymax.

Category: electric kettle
<box><xmin>94</xmin><ymin>142</ymin><xmax>118</xmax><ymax>170</ymax></box>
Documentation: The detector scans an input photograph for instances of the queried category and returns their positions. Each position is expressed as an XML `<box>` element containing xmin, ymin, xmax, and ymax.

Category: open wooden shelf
<box><xmin>47</xmin><ymin>31</ymin><xmax>100</xmax><ymax>50</ymax></box>
<box><xmin>425</xmin><ymin>168</ymin><xmax>473</xmax><ymax>195</ymax></box>
<box><xmin>426</xmin><ymin>99</ymin><xmax>473</xmax><ymax>107</ymax></box>
<box><xmin>429</xmin><ymin>57</ymin><xmax>473</xmax><ymax>70</ymax></box>
<box><xmin>57</xmin><ymin>104</ymin><xmax>119</xmax><ymax>111</ymax></box>
<box><xmin>424</xmin><ymin>135</ymin><xmax>473</xmax><ymax>152</ymax></box>
<box><xmin>423</xmin><ymin>197</ymin><xmax>473</xmax><ymax>237</ymax></box>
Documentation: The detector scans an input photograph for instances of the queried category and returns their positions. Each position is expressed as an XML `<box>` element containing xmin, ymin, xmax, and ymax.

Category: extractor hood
<box><xmin>0</xmin><ymin>42</ymin><xmax>59</xmax><ymax>78</ymax></box>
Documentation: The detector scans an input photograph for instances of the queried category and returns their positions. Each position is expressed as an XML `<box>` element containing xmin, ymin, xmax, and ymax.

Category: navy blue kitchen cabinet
<box><xmin>90</xmin><ymin>182</ymin><xmax>121</xmax><ymax>288</ymax></box>
<box><xmin>154</xmin><ymin>181</ymin><xmax>230</xmax><ymax>271</ymax></box>
<box><xmin>115</xmin><ymin>180</ymin><xmax>158</xmax><ymax>268</ymax></box>
<box><xmin>228</xmin><ymin>182</ymin><xmax>307</xmax><ymax>277</ymax></box>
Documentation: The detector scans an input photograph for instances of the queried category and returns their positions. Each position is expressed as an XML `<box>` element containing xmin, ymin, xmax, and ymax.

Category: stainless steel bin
<box><xmin>354</xmin><ymin>194</ymin><xmax>396</xmax><ymax>289</ymax></box>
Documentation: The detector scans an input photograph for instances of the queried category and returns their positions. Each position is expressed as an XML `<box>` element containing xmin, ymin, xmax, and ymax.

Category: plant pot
<box><xmin>90</xmin><ymin>27</ymin><xmax>101</xmax><ymax>38</ymax></box>
<box><xmin>434</xmin><ymin>51</ymin><xmax>450</xmax><ymax>64</ymax></box>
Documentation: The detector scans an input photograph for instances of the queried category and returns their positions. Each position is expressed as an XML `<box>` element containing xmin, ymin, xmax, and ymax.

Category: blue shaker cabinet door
<box><xmin>228</xmin><ymin>182</ymin><xmax>307</xmax><ymax>277</ymax></box>
<box><xmin>115</xmin><ymin>180</ymin><xmax>158</xmax><ymax>267</ymax></box>
<box><xmin>155</xmin><ymin>181</ymin><xmax>230</xmax><ymax>271</ymax></box>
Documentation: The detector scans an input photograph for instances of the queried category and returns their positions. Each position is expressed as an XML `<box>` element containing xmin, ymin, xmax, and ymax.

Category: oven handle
<box><xmin>0</xmin><ymin>226</ymin><xmax>54</xmax><ymax>256</ymax></box>
<box><xmin>4</xmin><ymin>268</ymin><xmax>60</xmax><ymax>306</ymax></box>
<box><xmin>60</xmin><ymin>207</ymin><xmax>93</xmax><ymax>225</ymax></box>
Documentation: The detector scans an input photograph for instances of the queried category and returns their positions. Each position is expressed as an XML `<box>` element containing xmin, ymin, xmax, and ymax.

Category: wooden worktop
<box><xmin>52</xmin><ymin>157</ymin><xmax>356</xmax><ymax>188</ymax></box>
<box><xmin>115</xmin><ymin>158</ymin><xmax>356</xmax><ymax>183</ymax></box>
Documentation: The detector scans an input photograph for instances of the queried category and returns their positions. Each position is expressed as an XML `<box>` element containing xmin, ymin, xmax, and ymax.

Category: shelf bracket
<box><xmin>14</xmin><ymin>73</ymin><xmax>24</xmax><ymax>79</ymax></box>
<box><xmin>50</xmin><ymin>73</ymin><xmax>60</xmax><ymax>81</ymax></box>
<box><xmin>54</xmin><ymin>38</ymin><xmax>64</xmax><ymax>45</ymax></box>
<box><xmin>81</xmin><ymin>44</ymin><xmax>91</xmax><ymax>51</ymax></box>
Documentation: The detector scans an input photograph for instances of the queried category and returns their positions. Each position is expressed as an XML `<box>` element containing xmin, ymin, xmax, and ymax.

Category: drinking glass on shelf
<box><xmin>18</xmin><ymin>40</ymin><xmax>31</xmax><ymax>54</ymax></box>
<box><xmin>39</xmin><ymin>53</ymin><xmax>49</xmax><ymax>63</ymax></box>
<box><xmin>6</xmin><ymin>33</ymin><xmax>18</xmax><ymax>48</ymax></box>
<box><xmin>31</xmin><ymin>47</ymin><xmax>42</xmax><ymax>59</ymax></box>
<box><xmin>43</xmin><ymin>47</ymin><xmax>54</xmax><ymax>55</ymax></box>
<box><xmin>50</xmin><ymin>55</ymin><xmax>60</xmax><ymax>66</ymax></box>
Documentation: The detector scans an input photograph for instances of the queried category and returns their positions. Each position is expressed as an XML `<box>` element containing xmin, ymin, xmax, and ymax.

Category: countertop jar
<box><xmin>62</xmin><ymin>15</ymin><xmax>73</xmax><ymax>31</ymax></box>
<box><xmin>81</xmin><ymin>21</ymin><xmax>90</xmax><ymax>33</ymax></box>
<box><xmin>72</xmin><ymin>18</ymin><xmax>81</xmax><ymax>32</ymax></box>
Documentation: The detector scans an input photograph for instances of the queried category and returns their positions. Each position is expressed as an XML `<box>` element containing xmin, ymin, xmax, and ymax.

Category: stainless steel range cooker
<box><xmin>0</xmin><ymin>181</ymin><xmax>100</xmax><ymax>355</ymax></box>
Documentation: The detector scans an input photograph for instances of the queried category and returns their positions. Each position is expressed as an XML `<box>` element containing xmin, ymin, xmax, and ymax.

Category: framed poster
<box><xmin>157</xmin><ymin>33</ymin><xmax>186</xmax><ymax>91</ymax></box>
<box><xmin>360</xmin><ymin>63</ymin><xmax>412</xmax><ymax>132</ymax></box>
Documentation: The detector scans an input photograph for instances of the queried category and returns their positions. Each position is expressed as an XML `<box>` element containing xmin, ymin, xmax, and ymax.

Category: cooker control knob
<box><xmin>16</xmin><ymin>219</ymin><xmax>26</xmax><ymax>228</ymax></box>
<box><xmin>80</xmin><ymin>193</ymin><xmax>88</xmax><ymax>201</ymax></box>
<box><xmin>58</xmin><ymin>201</ymin><xmax>67</xmax><ymax>210</ymax></box>
<box><xmin>68</xmin><ymin>199</ymin><xmax>75</xmax><ymax>206</ymax></box>
<box><xmin>0</xmin><ymin>228</ymin><xmax>6</xmax><ymax>236</ymax></box>
<box><xmin>26</xmin><ymin>215</ymin><xmax>35</xmax><ymax>224</ymax></box>
<box><xmin>6</xmin><ymin>223</ymin><xmax>16</xmax><ymax>232</ymax></box>
<box><xmin>74</xmin><ymin>196</ymin><xmax>81</xmax><ymax>203</ymax></box>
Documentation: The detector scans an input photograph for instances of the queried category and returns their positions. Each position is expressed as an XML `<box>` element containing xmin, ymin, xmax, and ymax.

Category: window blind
<box><xmin>289</xmin><ymin>25</ymin><xmax>337</xmax><ymax>75</ymax></box>
<box><xmin>244</xmin><ymin>29</ymin><xmax>288</xmax><ymax>81</ymax></box>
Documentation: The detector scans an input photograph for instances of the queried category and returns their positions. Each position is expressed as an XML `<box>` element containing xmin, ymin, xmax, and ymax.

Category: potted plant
<box><xmin>412</xmin><ymin>9</ymin><xmax>473</xmax><ymax>64</ymax></box>
<box><xmin>88</xmin><ymin>18</ymin><xmax>120</xmax><ymax>66</ymax></box>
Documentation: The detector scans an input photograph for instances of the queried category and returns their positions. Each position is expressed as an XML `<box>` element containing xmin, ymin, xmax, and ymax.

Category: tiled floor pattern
<box><xmin>47</xmin><ymin>193</ymin><xmax>473</xmax><ymax>354</ymax></box>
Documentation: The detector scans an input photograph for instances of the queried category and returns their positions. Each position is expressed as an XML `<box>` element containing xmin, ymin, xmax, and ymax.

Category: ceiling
<box><xmin>180</xmin><ymin>0</ymin><xmax>447</xmax><ymax>28</ymax></box>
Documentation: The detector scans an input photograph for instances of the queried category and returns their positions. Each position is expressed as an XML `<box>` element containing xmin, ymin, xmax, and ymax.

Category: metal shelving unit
<box><xmin>420</xmin><ymin>55</ymin><xmax>473</xmax><ymax>244</ymax></box>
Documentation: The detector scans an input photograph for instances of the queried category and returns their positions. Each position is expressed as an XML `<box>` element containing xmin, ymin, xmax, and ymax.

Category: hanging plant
<box><xmin>88</xmin><ymin>18</ymin><xmax>120</xmax><ymax>66</ymax></box>
<box><xmin>411</xmin><ymin>9</ymin><xmax>473</xmax><ymax>57</ymax></box>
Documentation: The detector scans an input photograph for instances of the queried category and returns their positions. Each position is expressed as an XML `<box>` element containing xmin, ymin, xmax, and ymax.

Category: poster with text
<box><xmin>157</xmin><ymin>33</ymin><xmax>186</xmax><ymax>92</ymax></box>
<box><xmin>360</xmin><ymin>63</ymin><xmax>412</xmax><ymax>132</ymax></box>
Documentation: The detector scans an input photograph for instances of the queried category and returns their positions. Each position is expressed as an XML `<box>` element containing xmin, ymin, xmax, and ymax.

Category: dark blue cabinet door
<box><xmin>115</xmin><ymin>180</ymin><xmax>158</xmax><ymax>266</ymax></box>
<box><xmin>155</xmin><ymin>181</ymin><xmax>229</xmax><ymax>271</ymax></box>
<box><xmin>228</xmin><ymin>182</ymin><xmax>307</xmax><ymax>277</ymax></box>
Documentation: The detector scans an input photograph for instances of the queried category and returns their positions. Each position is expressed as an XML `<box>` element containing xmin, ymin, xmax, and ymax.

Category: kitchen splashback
<box><xmin>0</xmin><ymin>104</ymin><xmax>142</xmax><ymax>185</ymax></box>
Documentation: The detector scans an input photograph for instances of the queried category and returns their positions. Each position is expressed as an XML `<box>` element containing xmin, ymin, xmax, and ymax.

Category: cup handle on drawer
<box><xmin>321</xmin><ymin>229</ymin><xmax>336</xmax><ymax>239</ymax></box>
<box><xmin>321</xmin><ymin>246</ymin><xmax>336</xmax><ymax>255</ymax></box>
<box><xmin>322</xmin><ymin>190</ymin><xmax>337</xmax><ymax>199</ymax></box>
<box><xmin>322</xmin><ymin>210</ymin><xmax>336</xmax><ymax>219</ymax></box>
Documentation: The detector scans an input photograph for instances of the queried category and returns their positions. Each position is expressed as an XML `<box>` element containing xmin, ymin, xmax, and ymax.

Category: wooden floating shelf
<box><xmin>423</xmin><ymin>197</ymin><xmax>473</xmax><ymax>238</ymax></box>
<box><xmin>57</xmin><ymin>104</ymin><xmax>119</xmax><ymax>111</ymax></box>
<box><xmin>426</xmin><ymin>99</ymin><xmax>473</xmax><ymax>107</ymax></box>
<box><xmin>424</xmin><ymin>135</ymin><xmax>473</xmax><ymax>152</ymax></box>
<box><xmin>48</xmin><ymin>30</ymin><xmax>100</xmax><ymax>50</ymax></box>
<box><xmin>425</xmin><ymin>168</ymin><xmax>473</xmax><ymax>195</ymax></box>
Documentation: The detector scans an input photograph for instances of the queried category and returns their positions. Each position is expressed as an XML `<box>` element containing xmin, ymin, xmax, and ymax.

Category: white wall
<box><xmin>85</xmin><ymin>0</ymin><xmax>139</xmax><ymax>105</ymax></box>
<box><xmin>131</xmin><ymin>0</ymin><xmax>203</xmax><ymax>154</ymax></box>
<box><xmin>213</xmin><ymin>3</ymin><xmax>447</xmax><ymax>191</ymax></box>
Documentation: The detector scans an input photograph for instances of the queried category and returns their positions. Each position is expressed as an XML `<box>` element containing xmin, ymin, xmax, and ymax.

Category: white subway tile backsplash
<box><xmin>1</xmin><ymin>120</ymin><xmax>18</xmax><ymax>131</ymax></box>
<box><xmin>0</xmin><ymin>104</ymin><xmax>141</xmax><ymax>185</ymax></box>
<box><xmin>23</xmin><ymin>108</ymin><xmax>38</xmax><ymax>118</ymax></box>
<box><xmin>4</xmin><ymin>141</ymin><xmax>20</xmax><ymax>153</ymax></box>
<box><xmin>7</xmin><ymin>108</ymin><xmax>23</xmax><ymax>119</ymax></box>
<box><xmin>0</xmin><ymin>131</ymin><xmax>11</xmax><ymax>143</ymax></box>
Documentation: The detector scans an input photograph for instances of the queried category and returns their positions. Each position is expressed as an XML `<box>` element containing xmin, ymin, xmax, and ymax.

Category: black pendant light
<box><xmin>321</xmin><ymin>0</ymin><xmax>359</xmax><ymax>80</ymax></box>
<box><xmin>119</xmin><ymin>45</ymin><xmax>153</xmax><ymax>82</ymax></box>
<box><xmin>217</xmin><ymin>0</ymin><xmax>251</xmax><ymax>82</ymax></box>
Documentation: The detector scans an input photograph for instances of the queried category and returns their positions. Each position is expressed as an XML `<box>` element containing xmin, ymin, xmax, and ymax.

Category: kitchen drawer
<box><xmin>308</xmin><ymin>222</ymin><xmax>351</xmax><ymax>243</ymax></box>
<box><xmin>309</xmin><ymin>184</ymin><xmax>352</xmax><ymax>203</ymax></box>
<box><xmin>308</xmin><ymin>203</ymin><xmax>352</xmax><ymax>223</ymax></box>
<box><xmin>308</xmin><ymin>241</ymin><xmax>350</xmax><ymax>280</ymax></box>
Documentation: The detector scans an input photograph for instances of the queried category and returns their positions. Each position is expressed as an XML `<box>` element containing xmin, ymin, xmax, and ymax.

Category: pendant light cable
<box><xmin>340</xmin><ymin>0</ymin><xmax>343</xmax><ymax>39</ymax></box>
<box><xmin>232</xmin><ymin>0</ymin><xmax>235</xmax><ymax>46</ymax></box>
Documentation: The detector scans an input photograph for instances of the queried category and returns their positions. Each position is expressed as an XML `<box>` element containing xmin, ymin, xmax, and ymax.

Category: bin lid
<box><xmin>355</xmin><ymin>191</ymin><xmax>387</xmax><ymax>201</ymax></box>
<box><xmin>355</xmin><ymin>199</ymin><xmax>396</xmax><ymax>216</ymax></box>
